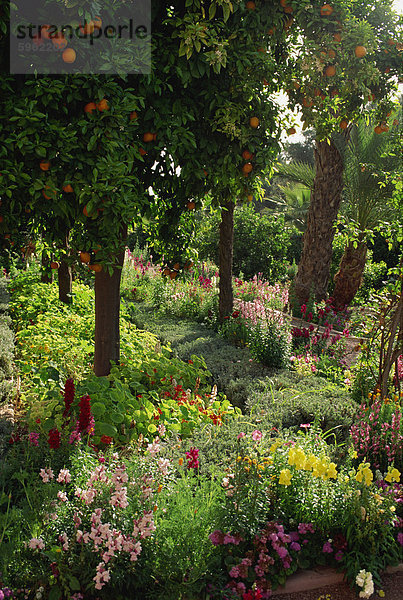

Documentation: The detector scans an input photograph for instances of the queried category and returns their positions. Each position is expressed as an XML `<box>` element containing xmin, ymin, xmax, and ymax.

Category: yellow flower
<box><xmin>279</xmin><ymin>468</ymin><xmax>292</xmax><ymax>486</ymax></box>
<box><xmin>385</xmin><ymin>467</ymin><xmax>400</xmax><ymax>483</ymax></box>
<box><xmin>378</xmin><ymin>590</ymin><xmax>385</xmax><ymax>597</ymax></box>
<box><xmin>351</xmin><ymin>450</ymin><xmax>358</xmax><ymax>459</ymax></box>
<box><xmin>178</xmin><ymin>458</ymin><xmax>184</xmax><ymax>466</ymax></box>
<box><xmin>326</xmin><ymin>462</ymin><xmax>338</xmax><ymax>480</ymax></box>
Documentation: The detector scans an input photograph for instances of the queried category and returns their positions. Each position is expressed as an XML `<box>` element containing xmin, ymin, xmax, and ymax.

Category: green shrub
<box><xmin>248</xmin><ymin>321</ymin><xmax>291</xmax><ymax>369</ymax></box>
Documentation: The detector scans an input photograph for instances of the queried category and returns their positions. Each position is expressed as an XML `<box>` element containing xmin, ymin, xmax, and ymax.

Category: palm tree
<box><xmin>331</xmin><ymin>115</ymin><xmax>401</xmax><ymax>311</ymax></box>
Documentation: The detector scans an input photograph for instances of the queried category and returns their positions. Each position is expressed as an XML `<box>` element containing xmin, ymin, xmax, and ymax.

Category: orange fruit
<box><xmin>163</xmin><ymin>268</ymin><xmax>171</xmax><ymax>276</ymax></box>
<box><xmin>139</xmin><ymin>147</ymin><xmax>147</xmax><ymax>156</ymax></box>
<box><xmin>143</xmin><ymin>132</ymin><xmax>154</xmax><ymax>142</ymax></box>
<box><xmin>42</xmin><ymin>186</ymin><xmax>55</xmax><ymax>200</ymax></box>
<box><xmin>83</xmin><ymin>205</ymin><xmax>90</xmax><ymax>217</ymax></box>
<box><xmin>173</xmin><ymin>262</ymin><xmax>180</xmax><ymax>270</ymax></box>
<box><xmin>89</xmin><ymin>264</ymin><xmax>102</xmax><ymax>272</ymax></box>
<box><xmin>354</xmin><ymin>45</ymin><xmax>367</xmax><ymax>58</ymax></box>
<box><xmin>187</xmin><ymin>201</ymin><xmax>196</xmax><ymax>210</ymax></box>
<box><xmin>62</xmin><ymin>48</ymin><xmax>76</xmax><ymax>63</ymax></box>
<box><xmin>152</xmin><ymin>133</ymin><xmax>157</xmax><ymax>141</ymax></box>
<box><xmin>84</xmin><ymin>102</ymin><xmax>97</xmax><ymax>114</ymax></box>
<box><xmin>287</xmin><ymin>127</ymin><xmax>296</xmax><ymax>135</ymax></box>
<box><xmin>283</xmin><ymin>5</ymin><xmax>293</xmax><ymax>13</ymax></box>
<box><xmin>320</xmin><ymin>4</ymin><xmax>333</xmax><ymax>16</ymax></box>
<box><xmin>80</xmin><ymin>251</ymin><xmax>91</xmax><ymax>264</ymax></box>
<box><xmin>339</xmin><ymin>119</ymin><xmax>348</xmax><ymax>129</ymax></box>
<box><xmin>52</xmin><ymin>32</ymin><xmax>68</xmax><ymax>50</ymax></box>
<box><xmin>333</xmin><ymin>33</ymin><xmax>341</xmax><ymax>42</ymax></box>
<box><xmin>268</xmin><ymin>27</ymin><xmax>275</xmax><ymax>35</ymax></box>
<box><xmin>374</xmin><ymin>125</ymin><xmax>383</xmax><ymax>134</ymax></box>
<box><xmin>242</xmin><ymin>149</ymin><xmax>253</xmax><ymax>160</ymax></box>
<box><xmin>242</xmin><ymin>163</ymin><xmax>253</xmax><ymax>175</ymax></box>
<box><xmin>246</xmin><ymin>1</ymin><xmax>256</xmax><ymax>10</ymax></box>
<box><xmin>328</xmin><ymin>49</ymin><xmax>336</xmax><ymax>59</ymax></box>
<box><xmin>324</xmin><ymin>65</ymin><xmax>336</xmax><ymax>77</ymax></box>
<box><xmin>50</xmin><ymin>261</ymin><xmax>60</xmax><ymax>269</ymax></box>
<box><xmin>247</xmin><ymin>194</ymin><xmax>253</xmax><ymax>202</ymax></box>
<box><xmin>40</xmin><ymin>25</ymin><xmax>53</xmax><ymax>40</ymax></box>
<box><xmin>79</xmin><ymin>21</ymin><xmax>95</xmax><ymax>35</ymax></box>
<box><xmin>97</xmin><ymin>99</ymin><xmax>109</xmax><ymax>111</ymax></box>
<box><xmin>40</xmin><ymin>160</ymin><xmax>50</xmax><ymax>171</ymax></box>
<box><xmin>63</xmin><ymin>184</ymin><xmax>74</xmax><ymax>193</ymax></box>
<box><xmin>92</xmin><ymin>17</ymin><xmax>102</xmax><ymax>30</ymax></box>
<box><xmin>380</xmin><ymin>123</ymin><xmax>389</xmax><ymax>132</ymax></box>
<box><xmin>249</xmin><ymin>116</ymin><xmax>259</xmax><ymax>128</ymax></box>
<box><xmin>130</xmin><ymin>111</ymin><xmax>138</xmax><ymax>120</ymax></box>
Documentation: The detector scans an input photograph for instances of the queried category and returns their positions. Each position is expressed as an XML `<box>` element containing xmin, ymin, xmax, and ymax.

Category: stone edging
<box><xmin>272</xmin><ymin>564</ymin><xmax>403</xmax><ymax>596</ymax></box>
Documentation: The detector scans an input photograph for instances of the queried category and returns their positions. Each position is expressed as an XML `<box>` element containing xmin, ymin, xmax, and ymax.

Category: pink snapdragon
<box><xmin>29</xmin><ymin>537</ymin><xmax>45</xmax><ymax>550</ymax></box>
<box><xmin>39</xmin><ymin>468</ymin><xmax>54</xmax><ymax>482</ymax></box>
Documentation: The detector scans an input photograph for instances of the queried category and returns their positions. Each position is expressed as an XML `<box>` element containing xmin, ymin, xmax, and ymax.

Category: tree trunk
<box><xmin>40</xmin><ymin>250</ymin><xmax>53</xmax><ymax>283</ymax></box>
<box><xmin>219</xmin><ymin>199</ymin><xmax>235</xmax><ymax>321</ymax></box>
<box><xmin>94</xmin><ymin>234</ymin><xmax>127</xmax><ymax>377</ymax></box>
<box><xmin>58</xmin><ymin>260</ymin><xmax>73</xmax><ymax>304</ymax></box>
<box><xmin>332</xmin><ymin>240</ymin><xmax>367</xmax><ymax>312</ymax></box>
<box><xmin>293</xmin><ymin>137</ymin><xmax>345</xmax><ymax>306</ymax></box>
<box><xmin>58</xmin><ymin>233</ymin><xmax>72</xmax><ymax>304</ymax></box>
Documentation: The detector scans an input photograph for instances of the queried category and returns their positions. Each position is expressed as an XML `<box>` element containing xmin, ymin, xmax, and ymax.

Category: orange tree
<box><xmin>0</xmin><ymin>1</ymin><xmax>294</xmax><ymax>372</ymax></box>
<box><xmin>282</xmin><ymin>0</ymin><xmax>402</xmax><ymax>306</ymax></box>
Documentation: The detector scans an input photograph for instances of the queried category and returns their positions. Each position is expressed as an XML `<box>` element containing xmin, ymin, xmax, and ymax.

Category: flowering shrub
<box><xmin>350</xmin><ymin>391</ymin><xmax>403</xmax><ymax>472</ymax></box>
<box><xmin>21</xmin><ymin>446</ymin><xmax>170</xmax><ymax>597</ymax></box>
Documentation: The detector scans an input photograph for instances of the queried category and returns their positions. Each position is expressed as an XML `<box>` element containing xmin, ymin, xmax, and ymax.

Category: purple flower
<box><xmin>322</xmin><ymin>541</ymin><xmax>333</xmax><ymax>553</ymax></box>
<box><xmin>209</xmin><ymin>530</ymin><xmax>224</xmax><ymax>546</ymax></box>
<box><xmin>290</xmin><ymin>542</ymin><xmax>301</xmax><ymax>551</ymax></box>
<box><xmin>29</xmin><ymin>431</ymin><xmax>40</xmax><ymax>446</ymax></box>
<box><xmin>186</xmin><ymin>447</ymin><xmax>199</xmax><ymax>469</ymax></box>
<box><xmin>335</xmin><ymin>551</ymin><xmax>344</xmax><ymax>561</ymax></box>
<box><xmin>398</xmin><ymin>532</ymin><xmax>403</xmax><ymax>547</ymax></box>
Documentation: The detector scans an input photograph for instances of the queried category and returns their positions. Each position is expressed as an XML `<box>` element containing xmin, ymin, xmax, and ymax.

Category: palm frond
<box><xmin>274</xmin><ymin>161</ymin><xmax>315</xmax><ymax>189</ymax></box>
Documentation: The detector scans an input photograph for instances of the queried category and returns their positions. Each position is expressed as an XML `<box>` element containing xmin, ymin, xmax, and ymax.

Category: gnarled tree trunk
<box><xmin>293</xmin><ymin>137</ymin><xmax>345</xmax><ymax>306</ymax></box>
<box><xmin>332</xmin><ymin>239</ymin><xmax>367</xmax><ymax>312</ymax></box>
<box><xmin>94</xmin><ymin>229</ymin><xmax>127</xmax><ymax>377</ymax></box>
<box><xmin>219</xmin><ymin>199</ymin><xmax>235</xmax><ymax>321</ymax></box>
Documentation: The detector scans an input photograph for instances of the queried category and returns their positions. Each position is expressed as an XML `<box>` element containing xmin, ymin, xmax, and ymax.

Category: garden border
<box><xmin>272</xmin><ymin>563</ymin><xmax>403</xmax><ymax>596</ymax></box>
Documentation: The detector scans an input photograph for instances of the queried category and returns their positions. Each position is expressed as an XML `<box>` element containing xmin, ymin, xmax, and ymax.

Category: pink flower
<box><xmin>29</xmin><ymin>432</ymin><xmax>40</xmax><ymax>446</ymax></box>
<box><xmin>29</xmin><ymin>537</ymin><xmax>45</xmax><ymax>550</ymax></box>
<box><xmin>209</xmin><ymin>530</ymin><xmax>224</xmax><ymax>546</ymax></box>
<box><xmin>39</xmin><ymin>468</ymin><xmax>54</xmax><ymax>482</ymax></box>
<box><xmin>57</xmin><ymin>490</ymin><xmax>68</xmax><ymax>502</ymax></box>
<box><xmin>237</xmin><ymin>432</ymin><xmax>246</xmax><ymax>439</ymax></box>
<box><xmin>57</xmin><ymin>468</ymin><xmax>71</xmax><ymax>484</ymax></box>
<box><xmin>322</xmin><ymin>541</ymin><xmax>333</xmax><ymax>553</ymax></box>
<box><xmin>251</xmin><ymin>430</ymin><xmax>262</xmax><ymax>442</ymax></box>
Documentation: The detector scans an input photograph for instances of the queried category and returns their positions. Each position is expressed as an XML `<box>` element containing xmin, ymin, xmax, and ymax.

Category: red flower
<box><xmin>48</xmin><ymin>428</ymin><xmax>61</xmax><ymax>449</ymax></box>
<box><xmin>78</xmin><ymin>394</ymin><xmax>91</xmax><ymax>432</ymax></box>
<box><xmin>100</xmin><ymin>435</ymin><xmax>113</xmax><ymax>445</ymax></box>
<box><xmin>63</xmin><ymin>377</ymin><xmax>75</xmax><ymax>417</ymax></box>
<box><xmin>232</xmin><ymin>310</ymin><xmax>240</xmax><ymax>318</ymax></box>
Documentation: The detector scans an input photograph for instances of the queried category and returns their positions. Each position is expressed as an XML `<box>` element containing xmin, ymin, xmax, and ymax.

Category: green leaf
<box><xmin>147</xmin><ymin>423</ymin><xmax>157</xmax><ymax>434</ymax></box>
<box><xmin>97</xmin><ymin>422</ymin><xmax>118</xmax><ymax>437</ymax></box>
<box><xmin>67</xmin><ymin>575</ymin><xmax>81</xmax><ymax>591</ymax></box>
<box><xmin>91</xmin><ymin>402</ymin><xmax>106</xmax><ymax>417</ymax></box>
<box><xmin>48</xmin><ymin>586</ymin><xmax>62</xmax><ymax>600</ymax></box>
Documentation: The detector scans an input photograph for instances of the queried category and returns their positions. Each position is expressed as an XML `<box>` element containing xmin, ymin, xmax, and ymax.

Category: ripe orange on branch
<box><xmin>246</xmin><ymin>1</ymin><xmax>256</xmax><ymax>10</ymax></box>
<box><xmin>187</xmin><ymin>201</ymin><xmax>196</xmax><ymax>210</ymax></box>
<box><xmin>52</xmin><ymin>32</ymin><xmax>68</xmax><ymax>50</ymax></box>
<box><xmin>143</xmin><ymin>132</ymin><xmax>154</xmax><ymax>142</ymax></box>
<box><xmin>242</xmin><ymin>163</ymin><xmax>253</xmax><ymax>175</ymax></box>
<box><xmin>84</xmin><ymin>102</ymin><xmax>97</xmax><ymax>114</ymax></box>
<box><xmin>40</xmin><ymin>160</ymin><xmax>50</xmax><ymax>171</ymax></box>
<box><xmin>92</xmin><ymin>17</ymin><xmax>102</xmax><ymax>30</ymax></box>
<box><xmin>89</xmin><ymin>264</ymin><xmax>102</xmax><ymax>272</ymax></box>
<box><xmin>63</xmin><ymin>184</ymin><xmax>74</xmax><ymax>193</ymax></box>
<box><xmin>339</xmin><ymin>119</ymin><xmax>348</xmax><ymax>129</ymax></box>
<box><xmin>249</xmin><ymin>116</ymin><xmax>259</xmax><ymax>128</ymax></box>
<box><xmin>50</xmin><ymin>261</ymin><xmax>60</xmax><ymax>270</ymax></box>
<box><xmin>324</xmin><ymin>65</ymin><xmax>336</xmax><ymax>77</ymax></box>
<box><xmin>62</xmin><ymin>48</ymin><xmax>76</xmax><ymax>63</ymax></box>
<box><xmin>320</xmin><ymin>4</ymin><xmax>333</xmax><ymax>16</ymax></box>
<box><xmin>130</xmin><ymin>111</ymin><xmax>138</xmax><ymax>121</ymax></box>
<box><xmin>97</xmin><ymin>99</ymin><xmax>109</xmax><ymax>112</ymax></box>
<box><xmin>80</xmin><ymin>252</ymin><xmax>91</xmax><ymax>264</ymax></box>
<box><xmin>242</xmin><ymin>150</ymin><xmax>253</xmax><ymax>160</ymax></box>
<box><xmin>287</xmin><ymin>127</ymin><xmax>296</xmax><ymax>135</ymax></box>
<box><xmin>354</xmin><ymin>46</ymin><xmax>367</xmax><ymax>58</ymax></box>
